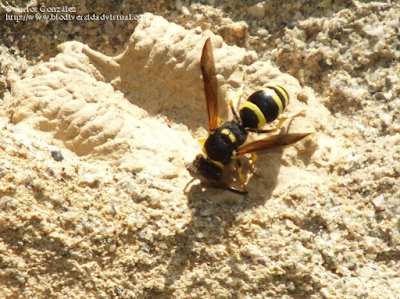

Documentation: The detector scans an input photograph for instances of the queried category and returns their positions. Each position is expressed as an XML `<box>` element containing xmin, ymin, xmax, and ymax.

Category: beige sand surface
<box><xmin>1</xmin><ymin>1</ymin><xmax>399</xmax><ymax>298</ymax></box>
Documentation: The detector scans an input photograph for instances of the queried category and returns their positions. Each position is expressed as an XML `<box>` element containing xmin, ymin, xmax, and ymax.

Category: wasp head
<box><xmin>186</xmin><ymin>154</ymin><xmax>222</xmax><ymax>183</ymax></box>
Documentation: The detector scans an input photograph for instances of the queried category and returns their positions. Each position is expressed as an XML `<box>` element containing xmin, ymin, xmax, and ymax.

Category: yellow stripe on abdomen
<box><xmin>241</xmin><ymin>101</ymin><xmax>267</xmax><ymax>128</ymax></box>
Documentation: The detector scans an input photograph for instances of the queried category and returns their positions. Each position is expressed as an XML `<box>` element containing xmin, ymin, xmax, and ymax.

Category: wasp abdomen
<box><xmin>240</xmin><ymin>85</ymin><xmax>290</xmax><ymax>129</ymax></box>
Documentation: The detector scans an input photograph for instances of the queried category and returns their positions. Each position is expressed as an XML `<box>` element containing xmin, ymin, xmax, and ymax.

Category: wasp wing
<box><xmin>237</xmin><ymin>133</ymin><xmax>312</xmax><ymax>156</ymax></box>
<box><xmin>201</xmin><ymin>37</ymin><xmax>219</xmax><ymax>131</ymax></box>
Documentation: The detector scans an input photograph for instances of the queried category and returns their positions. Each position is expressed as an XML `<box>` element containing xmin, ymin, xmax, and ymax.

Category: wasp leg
<box><xmin>247</xmin><ymin>109</ymin><xmax>307</xmax><ymax>133</ymax></box>
<box><xmin>228</xmin><ymin>74</ymin><xmax>246</xmax><ymax>123</ymax></box>
<box><xmin>234</xmin><ymin>158</ymin><xmax>247</xmax><ymax>193</ymax></box>
<box><xmin>198</xmin><ymin>137</ymin><xmax>206</xmax><ymax>146</ymax></box>
<box><xmin>229</xmin><ymin>99</ymin><xmax>241</xmax><ymax>123</ymax></box>
<box><xmin>277</xmin><ymin>109</ymin><xmax>307</xmax><ymax>126</ymax></box>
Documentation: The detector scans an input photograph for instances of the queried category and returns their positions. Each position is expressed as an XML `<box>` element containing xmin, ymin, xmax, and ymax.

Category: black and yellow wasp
<box><xmin>187</xmin><ymin>37</ymin><xmax>312</xmax><ymax>195</ymax></box>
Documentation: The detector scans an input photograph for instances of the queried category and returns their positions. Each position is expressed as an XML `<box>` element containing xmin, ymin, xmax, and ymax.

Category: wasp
<box><xmin>187</xmin><ymin>37</ymin><xmax>312</xmax><ymax>195</ymax></box>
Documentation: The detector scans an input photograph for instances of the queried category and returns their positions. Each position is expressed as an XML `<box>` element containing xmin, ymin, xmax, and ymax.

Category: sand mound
<box><xmin>1</xmin><ymin>6</ymin><xmax>399</xmax><ymax>298</ymax></box>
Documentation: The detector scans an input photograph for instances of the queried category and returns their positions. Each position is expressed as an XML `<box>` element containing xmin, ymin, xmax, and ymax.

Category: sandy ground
<box><xmin>1</xmin><ymin>1</ymin><xmax>400</xmax><ymax>298</ymax></box>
